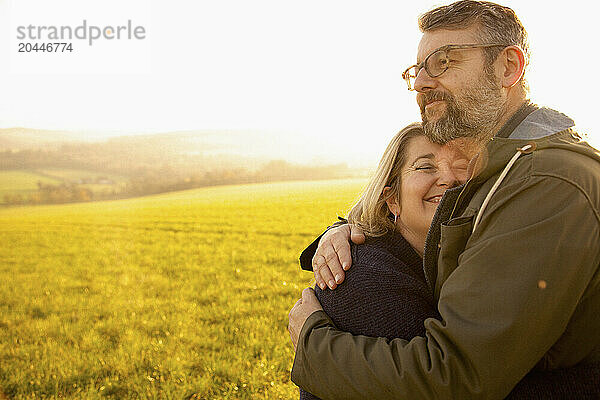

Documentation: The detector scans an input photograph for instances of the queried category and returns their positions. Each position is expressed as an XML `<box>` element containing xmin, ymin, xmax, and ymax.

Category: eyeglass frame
<box><xmin>402</xmin><ymin>43</ymin><xmax>509</xmax><ymax>91</ymax></box>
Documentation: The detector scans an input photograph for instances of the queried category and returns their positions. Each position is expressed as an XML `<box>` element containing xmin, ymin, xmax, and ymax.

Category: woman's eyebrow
<box><xmin>410</xmin><ymin>153</ymin><xmax>435</xmax><ymax>166</ymax></box>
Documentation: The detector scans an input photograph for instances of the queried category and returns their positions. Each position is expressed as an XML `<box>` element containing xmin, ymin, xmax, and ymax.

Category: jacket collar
<box><xmin>470</xmin><ymin>107</ymin><xmax>576</xmax><ymax>185</ymax></box>
<box><xmin>494</xmin><ymin>101</ymin><xmax>538</xmax><ymax>139</ymax></box>
<box><xmin>508</xmin><ymin>107</ymin><xmax>575</xmax><ymax>140</ymax></box>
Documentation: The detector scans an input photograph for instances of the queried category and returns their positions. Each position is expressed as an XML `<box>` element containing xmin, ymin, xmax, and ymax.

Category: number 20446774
<box><xmin>18</xmin><ymin>43</ymin><xmax>74</xmax><ymax>52</ymax></box>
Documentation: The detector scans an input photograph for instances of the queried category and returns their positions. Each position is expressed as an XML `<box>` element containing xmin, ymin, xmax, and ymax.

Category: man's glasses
<box><xmin>402</xmin><ymin>43</ymin><xmax>507</xmax><ymax>91</ymax></box>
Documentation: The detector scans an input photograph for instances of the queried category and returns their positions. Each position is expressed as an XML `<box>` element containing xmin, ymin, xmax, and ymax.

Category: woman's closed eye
<box><xmin>414</xmin><ymin>163</ymin><xmax>436</xmax><ymax>171</ymax></box>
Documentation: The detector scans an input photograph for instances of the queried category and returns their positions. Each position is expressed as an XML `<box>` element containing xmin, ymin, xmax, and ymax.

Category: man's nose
<box><xmin>437</xmin><ymin>167</ymin><xmax>460</xmax><ymax>188</ymax></box>
<box><xmin>414</xmin><ymin>66</ymin><xmax>438</xmax><ymax>92</ymax></box>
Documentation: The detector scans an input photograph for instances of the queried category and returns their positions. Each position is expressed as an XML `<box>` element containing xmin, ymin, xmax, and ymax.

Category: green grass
<box><xmin>0</xmin><ymin>178</ymin><xmax>365</xmax><ymax>399</ymax></box>
<box><xmin>0</xmin><ymin>169</ymin><xmax>127</xmax><ymax>204</ymax></box>
<box><xmin>0</xmin><ymin>171</ymin><xmax>63</xmax><ymax>192</ymax></box>
<box><xmin>0</xmin><ymin>171</ymin><xmax>64</xmax><ymax>204</ymax></box>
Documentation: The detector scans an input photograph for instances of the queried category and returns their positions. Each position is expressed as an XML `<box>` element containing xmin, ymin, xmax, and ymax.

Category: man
<box><xmin>288</xmin><ymin>1</ymin><xmax>600</xmax><ymax>399</ymax></box>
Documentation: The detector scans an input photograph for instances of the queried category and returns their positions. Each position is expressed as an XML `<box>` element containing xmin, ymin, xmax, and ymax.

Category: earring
<box><xmin>394</xmin><ymin>213</ymin><xmax>398</xmax><ymax>224</ymax></box>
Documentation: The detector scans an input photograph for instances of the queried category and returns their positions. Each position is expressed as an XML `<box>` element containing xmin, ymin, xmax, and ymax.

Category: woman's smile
<box><xmin>424</xmin><ymin>194</ymin><xmax>443</xmax><ymax>204</ymax></box>
<box><xmin>395</xmin><ymin>135</ymin><xmax>467</xmax><ymax>250</ymax></box>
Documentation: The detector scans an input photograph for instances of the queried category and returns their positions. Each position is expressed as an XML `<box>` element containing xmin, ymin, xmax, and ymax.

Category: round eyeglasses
<box><xmin>402</xmin><ymin>43</ymin><xmax>508</xmax><ymax>91</ymax></box>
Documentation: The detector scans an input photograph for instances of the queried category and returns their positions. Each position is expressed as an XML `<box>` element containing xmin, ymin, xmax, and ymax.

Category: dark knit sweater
<box><xmin>298</xmin><ymin>230</ymin><xmax>600</xmax><ymax>399</ymax></box>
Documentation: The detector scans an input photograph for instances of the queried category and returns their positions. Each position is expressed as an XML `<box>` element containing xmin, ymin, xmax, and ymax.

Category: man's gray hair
<box><xmin>419</xmin><ymin>0</ymin><xmax>530</xmax><ymax>91</ymax></box>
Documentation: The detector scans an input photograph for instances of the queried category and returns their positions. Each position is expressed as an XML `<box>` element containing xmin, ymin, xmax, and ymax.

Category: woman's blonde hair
<box><xmin>347</xmin><ymin>123</ymin><xmax>424</xmax><ymax>237</ymax></box>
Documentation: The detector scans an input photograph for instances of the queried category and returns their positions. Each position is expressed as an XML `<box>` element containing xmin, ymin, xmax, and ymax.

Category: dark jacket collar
<box><xmin>470</xmin><ymin>107</ymin><xmax>576</xmax><ymax>185</ymax></box>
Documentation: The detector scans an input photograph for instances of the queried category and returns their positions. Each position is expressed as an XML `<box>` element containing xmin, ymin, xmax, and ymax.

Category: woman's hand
<box><xmin>288</xmin><ymin>288</ymin><xmax>323</xmax><ymax>351</ymax></box>
<box><xmin>312</xmin><ymin>224</ymin><xmax>365</xmax><ymax>290</ymax></box>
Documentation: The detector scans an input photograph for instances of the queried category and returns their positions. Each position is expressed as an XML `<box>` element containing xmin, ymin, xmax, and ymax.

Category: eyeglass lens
<box><xmin>405</xmin><ymin>49</ymin><xmax>450</xmax><ymax>89</ymax></box>
<box><xmin>426</xmin><ymin>50</ymin><xmax>450</xmax><ymax>77</ymax></box>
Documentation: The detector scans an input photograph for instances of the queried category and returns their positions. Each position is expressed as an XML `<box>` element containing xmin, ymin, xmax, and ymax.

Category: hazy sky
<box><xmin>0</xmin><ymin>0</ymin><xmax>598</xmax><ymax>165</ymax></box>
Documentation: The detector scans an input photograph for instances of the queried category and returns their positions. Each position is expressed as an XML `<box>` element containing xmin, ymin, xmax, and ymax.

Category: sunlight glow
<box><xmin>0</xmin><ymin>0</ymin><xmax>597</xmax><ymax>165</ymax></box>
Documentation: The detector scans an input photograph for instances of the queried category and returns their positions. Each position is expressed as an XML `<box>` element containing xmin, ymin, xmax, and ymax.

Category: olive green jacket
<box><xmin>291</xmin><ymin>108</ymin><xmax>600</xmax><ymax>399</ymax></box>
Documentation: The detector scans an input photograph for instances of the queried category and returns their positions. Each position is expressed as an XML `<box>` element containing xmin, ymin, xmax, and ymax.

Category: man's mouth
<box><xmin>418</xmin><ymin>92</ymin><xmax>452</xmax><ymax>113</ymax></box>
<box><xmin>425</xmin><ymin>100</ymin><xmax>444</xmax><ymax>109</ymax></box>
<box><xmin>424</xmin><ymin>194</ymin><xmax>443</xmax><ymax>204</ymax></box>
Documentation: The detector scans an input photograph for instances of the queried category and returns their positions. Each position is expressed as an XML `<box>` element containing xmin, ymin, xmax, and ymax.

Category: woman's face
<box><xmin>396</xmin><ymin>135</ymin><xmax>469</xmax><ymax>241</ymax></box>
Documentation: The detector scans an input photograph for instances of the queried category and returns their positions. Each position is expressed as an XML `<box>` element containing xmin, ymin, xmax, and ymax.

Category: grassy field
<box><xmin>0</xmin><ymin>178</ymin><xmax>366</xmax><ymax>399</ymax></box>
<box><xmin>0</xmin><ymin>171</ymin><xmax>63</xmax><ymax>204</ymax></box>
<box><xmin>0</xmin><ymin>169</ymin><xmax>126</xmax><ymax>204</ymax></box>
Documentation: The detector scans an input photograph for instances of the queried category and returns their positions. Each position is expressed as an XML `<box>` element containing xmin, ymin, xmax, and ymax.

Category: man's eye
<box><xmin>415</xmin><ymin>165</ymin><xmax>435</xmax><ymax>171</ymax></box>
<box><xmin>434</xmin><ymin>58</ymin><xmax>451</xmax><ymax>73</ymax></box>
<box><xmin>427</xmin><ymin>52</ymin><xmax>451</xmax><ymax>76</ymax></box>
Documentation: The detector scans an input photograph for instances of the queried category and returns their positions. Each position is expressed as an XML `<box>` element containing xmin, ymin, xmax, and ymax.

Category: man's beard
<box><xmin>418</xmin><ymin>70</ymin><xmax>507</xmax><ymax>144</ymax></box>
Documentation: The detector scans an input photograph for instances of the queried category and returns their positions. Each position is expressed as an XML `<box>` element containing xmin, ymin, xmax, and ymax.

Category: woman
<box><xmin>298</xmin><ymin>123</ymin><xmax>599</xmax><ymax>400</ymax></box>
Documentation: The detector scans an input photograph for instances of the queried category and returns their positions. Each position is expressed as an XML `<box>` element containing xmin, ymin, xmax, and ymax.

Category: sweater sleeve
<box><xmin>292</xmin><ymin>177</ymin><xmax>600</xmax><ymax>400</ymax></box>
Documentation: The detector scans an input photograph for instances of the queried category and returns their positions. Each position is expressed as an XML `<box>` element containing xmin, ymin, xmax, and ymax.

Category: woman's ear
<box><xmin>383</xmin><ymin>186</ymin><xmax>400</xmax><ymax>218</ymax></box>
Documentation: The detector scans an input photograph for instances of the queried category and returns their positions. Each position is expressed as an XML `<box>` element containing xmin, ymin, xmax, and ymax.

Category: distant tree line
<box><xmin>2</xmin><ymin>160</ymin><xmax>353</xmax><ymax>206</ymax></box>
<box><xmin>120</xmin><ymin>161</ymin><xmax>351</xmax><ymax>196</ymax></box>
<box><xmin>3</xmin><ymin>182</ymin><xmax>93</xmax><ymax>205</ymax></box>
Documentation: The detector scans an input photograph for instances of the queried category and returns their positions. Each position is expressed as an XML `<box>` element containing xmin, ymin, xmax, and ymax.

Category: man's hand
<box><xmin>288</xmin><ymin>287</ymin><xmax>323</xmax><ymax>351</ymax></box>
<box><xmin>312</xmin><ymin>224</ymin><xmax>365</xmax><ymax>290</ymax></box>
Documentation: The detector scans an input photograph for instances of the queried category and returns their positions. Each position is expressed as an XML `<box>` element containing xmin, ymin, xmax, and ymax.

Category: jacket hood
<box><xmin>470</xmin><ymin>107</ymin><xmax>596</xmax><ymax>184</ymax></box>
<box><xmin>508</xmin><ymin>107</ymin><xmax>574</xmax><ymax>140</ymax></box>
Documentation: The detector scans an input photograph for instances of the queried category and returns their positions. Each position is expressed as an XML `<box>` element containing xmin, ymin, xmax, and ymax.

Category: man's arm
<box><xmin>296</xmin><ymin>260</ymin><xmax>440</xmax><ymax>400</ymax></box>
<box><xmin>291</xmin><ymin>177</ymin><xmax>600</xmax><ymax>399</ymax></box>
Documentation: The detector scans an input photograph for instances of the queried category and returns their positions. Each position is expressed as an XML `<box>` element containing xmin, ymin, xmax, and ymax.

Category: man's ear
<box><xmin>499</xmin><ymin>45</ymin><xmax>525</xmax><ymax>88</ymax></box>
<box><xmin>382</xmin><ymin>186</ymin><xmax>400</xmax><ymax>217</ymax></box>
